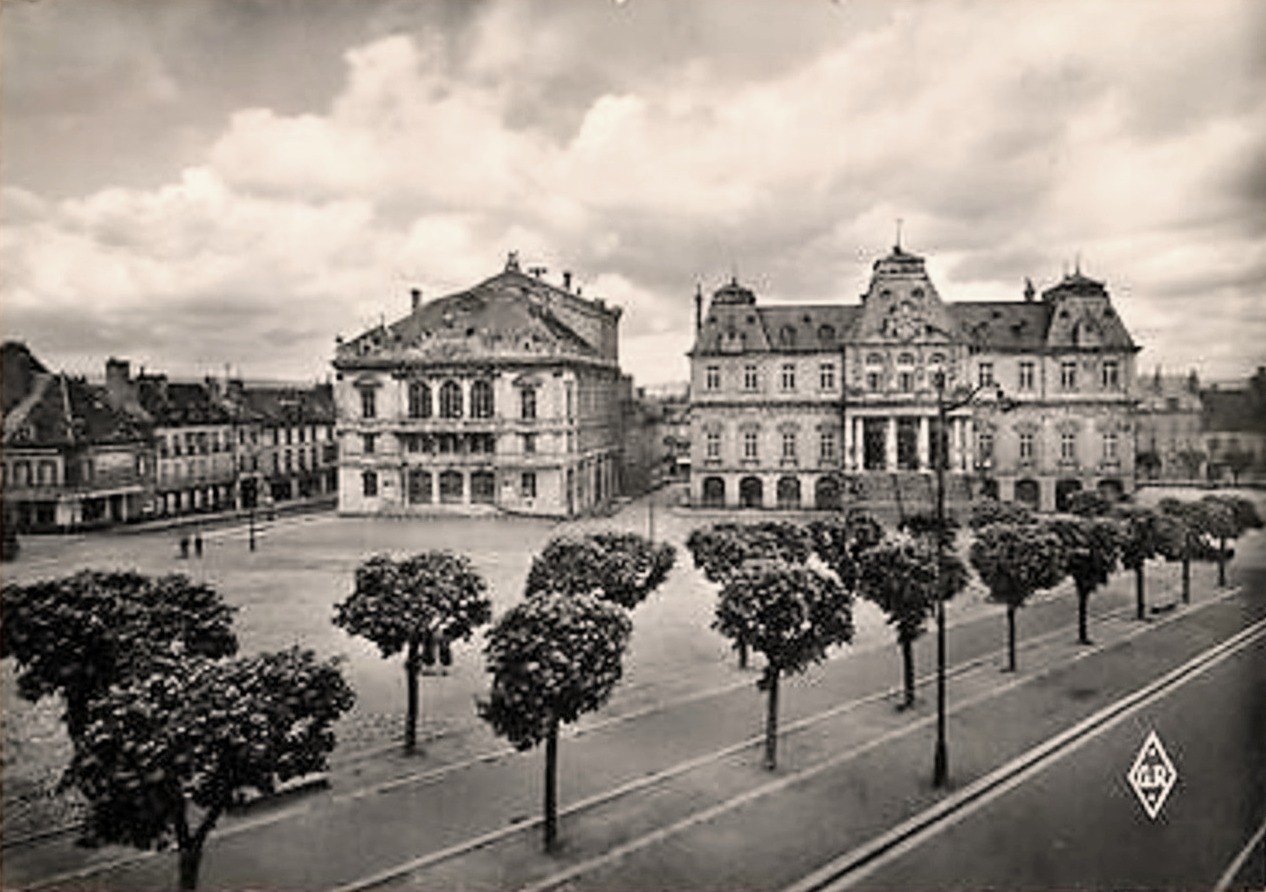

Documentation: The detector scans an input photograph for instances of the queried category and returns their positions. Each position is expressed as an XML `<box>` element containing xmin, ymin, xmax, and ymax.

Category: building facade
<box><xmin>1134</xmin><ymin>369</ymin><xmax>1205</xmax><ymax>481</ymax></box>
<box><xmin>3</xmin><ymin>343</ymin><xmax>156</xmax><ymax>531</ymax></box>
<box><xmin>332</xmin><ymin>254</ymin><xmax>623</xmax><ymax>517</ymax></box>
<box><xmin>689</xmin><ymin>246</ymin><xmax>1140</xmax><ymax>515</ymax></box>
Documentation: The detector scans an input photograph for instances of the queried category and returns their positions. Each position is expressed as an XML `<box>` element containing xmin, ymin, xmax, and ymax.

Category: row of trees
<box><xmin>3</xmin><ymin>493</ymin><xmax>1258</xmax><ymax>881</ymax></box>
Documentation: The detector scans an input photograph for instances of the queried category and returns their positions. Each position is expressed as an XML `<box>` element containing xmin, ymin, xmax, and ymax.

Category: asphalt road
<box><xmin>851</xmin><ymin>566</ymin><xmax>1266</xmax><ymax>892</ymax></box>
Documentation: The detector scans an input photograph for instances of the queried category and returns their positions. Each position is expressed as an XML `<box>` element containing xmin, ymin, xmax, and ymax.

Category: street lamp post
<box><xmin>249</xmin><ymin>504</ymin><xmax>256</xmax><ymax>552</ymax></box>
<box><xmin>931</xmin><ymin>370</ymin><xmax>1015</xmax><ymax>789</ymax></box>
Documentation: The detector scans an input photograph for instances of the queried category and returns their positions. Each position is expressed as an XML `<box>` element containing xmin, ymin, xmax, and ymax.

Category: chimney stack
<box><xmin>411</xmin><ymin>288</ymin><xmax>422</xmax><ymax>312</ymax></box>
<box><xmin>694</xmin><ymin>283</ymin><xmax>703</xmax><ymax>333</ymax></box>
<box><xmin>563</xmin><ymin>271</ymin><xmax>572</xmax><ymax>292</ymax></box>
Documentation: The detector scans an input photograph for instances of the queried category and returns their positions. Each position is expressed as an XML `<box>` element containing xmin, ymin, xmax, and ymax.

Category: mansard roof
<box><xmin>954</xmin><ymin>302</ymin><xmax>1052</xmax><ymax>351</ymax></box>
<box><xmin>242</xmin><ymin>383</ymin><xmax>335</xmax><ymax>426</ymax></box>
<box><xmin>135</xmin><ymin>377</ymin><xmax>232</xmax><ymax>426</ymax></box>
<box><xmin>336</xmin><ymin>265</ymin><xmax>615</xmax><ymax>368</ymax></box>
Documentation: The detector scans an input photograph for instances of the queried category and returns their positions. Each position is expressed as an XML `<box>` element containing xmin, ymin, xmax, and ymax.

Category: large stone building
<box><xmin>688</xmin><ymin>245</ymin><xmax>1140</xmax><ymax>515</ymax></box>
<box><xmin>332</xmin><ymin>254</ymin><xmax>624</xmax><ymax>517</ymax></box>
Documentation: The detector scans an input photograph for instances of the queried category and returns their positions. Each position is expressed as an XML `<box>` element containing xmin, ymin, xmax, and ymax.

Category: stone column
<box><xmin>949</xmin><ymin>417</ymin><xmax>962</xmax><ymax>472</ymax></box>
<box><xmin>918</xmin><ymin>416</ymin><xmax>930</xmax><ymax>470</ymax></box>
<box><xmin>885</xmin><ymin>417</ymin><xmax>897</xmax><ymax>471</ymax></box>
<box><xmin>843</xmin><ymin>414</ymin><xmax>854</xmax><ymax>471</ymax></box>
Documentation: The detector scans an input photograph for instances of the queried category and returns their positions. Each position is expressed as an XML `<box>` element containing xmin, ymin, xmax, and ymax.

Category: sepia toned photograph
<box><xmin>2</xmin><ymin>1</ymin><xmax>1264</xmax><ymax>890</ymax></box>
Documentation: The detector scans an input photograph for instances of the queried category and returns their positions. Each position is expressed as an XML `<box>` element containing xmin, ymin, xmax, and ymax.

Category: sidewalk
<box><xmin>6</xmin><ymin>561</ymin><xmax>1253</xmax><ymax>892</ymax></box>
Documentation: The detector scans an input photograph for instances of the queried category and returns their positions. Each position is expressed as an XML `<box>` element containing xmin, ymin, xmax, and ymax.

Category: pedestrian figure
<box><xmin>179</xmin><ymin>535</ymin><xmax>189</xmax><ymax>559</ymax></box>
<box><xmin>194</xmin><ymin>531</ymin><xmax>203</xmax><ymax>558</ymax></box>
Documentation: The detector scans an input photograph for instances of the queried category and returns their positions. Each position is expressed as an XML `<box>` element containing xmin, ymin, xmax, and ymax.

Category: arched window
<box><xmin>776</xmin><ymin>476</ymin><xmax>801</xmax><ymax>509</ymax></box>
<box><xmin>897</xmin><ymin>352</ymin><xmax>915</xmax><ymax>366</ymax></box>
<box><xmin>1015</xmin><ymin>478</ymin><xmax>1040</xmax><ymax>508</ymax></box>
<box><xmin>866</xmin><ymin>352</ymin><xmax>884</xmax><ymax>366</ymax></box>
<box><xmin>439</xmin><ymin>470</ymin><xmax>463</xmax><ymax>504</ymax></box>
<box><xmin>470</xmin><ymin>471</ymin><xmax>496</xmax><ymax>503</ymax></box>
<box><xmin>470</xmin><ymin>380</ymin><xmax>494</xmax><ymax>419</ymax></box>
<box><xmin>439</xmin><ymin>381</ymin><xmax>463</xmax><ymax>419</ymax></box>
<box><xmin>814</xmin><ymin>476</ymin><xmax>841</xmax><ymax>510</ymax></box>
<box><xmin>739</xmin><ymin>476</ymin><xmax>763</xmax><ymax>509</ymax></box>
<box><xmin>408</xmin><ymin>469</ymin><xmax>432</xmax><ymax>504</ymax></box>
<box><xmin>817</xmin><ymin>324</ymin><xmax>836</xmax><ymax>344</ymax></box>
<box><xmin>408</xmin><ymin>382</ymin><xmax>432</xmax><ymax>419</ymax></box>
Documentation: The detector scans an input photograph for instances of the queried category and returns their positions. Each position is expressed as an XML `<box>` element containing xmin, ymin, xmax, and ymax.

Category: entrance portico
<box><xmin>844</xmin><ymin>411</ymin><xmax>972</xmax><ymax>473</ymax></box>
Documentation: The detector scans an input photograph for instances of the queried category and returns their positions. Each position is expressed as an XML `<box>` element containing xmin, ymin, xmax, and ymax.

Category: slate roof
<box><xmin>135</xmin><ymin>377</ymin><xmax>231</xmax><ymax>426</ymax></box>
<box><xmin>954</xmin><ymin>302</ymin><xmax>1052</xmax><ymax>351</ymax></box>
<box><xmin>3</xmin><ymin>373</ymin><xmax>150</xmax><ymax>448</ymax></box>
<box><xmin>242</xmin><ymin>383</ymin><xmax>335</xmax><ymax>426</ymax></box>
<box><xmin>336</xmin><ymin>268</ymin><xmax>606</xmax><ymax>367</ymax></box>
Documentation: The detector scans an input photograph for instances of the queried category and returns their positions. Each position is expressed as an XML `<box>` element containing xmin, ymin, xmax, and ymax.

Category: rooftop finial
<box><xmin>505</xmin><ymin>250</ymin><xmax>520</xmax><ymax>273</ymax></box>
<box><xmin>895</xmin><ymin>217</ymin><xmax>904</xmax><ymax>252</ymax></box>
<box><xmin>1074</xmin><ymin>252</ymin><xmax>1081</xmax><ymax>276</ymax></box>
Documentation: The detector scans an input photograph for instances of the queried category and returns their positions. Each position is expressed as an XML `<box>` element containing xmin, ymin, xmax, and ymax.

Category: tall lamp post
<box><xmin>931</xmin><ymin>370</ymin><xmax>1015</xmax><ymax>788</ymax></box>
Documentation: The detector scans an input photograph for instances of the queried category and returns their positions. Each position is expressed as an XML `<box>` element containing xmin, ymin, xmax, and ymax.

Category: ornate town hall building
<box><xmin>333</xmin><ymin>255</ymin><xmax>623</xmax><ymax>517</ymax></box>
<box><xmin>689</xmin><ymin>244</ymin><xmax>1139</xmax><ymax>514</ymax></box>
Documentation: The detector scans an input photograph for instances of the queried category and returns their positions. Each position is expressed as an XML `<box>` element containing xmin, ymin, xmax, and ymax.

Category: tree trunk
<box><xmin>1218</xmin><ymin>538</ymin><xmax>1227</xmax><ymax>587</ymax></box>
<box><xmin>900</xmin><ymin>637</ymin><xmax>916</xmax><ymax>708</ymax></box>
<box><xmin>1006</xmin><ymin>605</ymin><xmax>1017</xmax><ymax>672</ymax></box>
<box><xmin>404</xmin><ymin>637</ymin><xmax>420</xmax><ymax>754</ymax></box>
<box><xmin>764</xmin><ymin>667</ymin><xmax>780</xmax><ymax>770</ymax></box>
<box><xmin>1077</xmin><ymin>589</ymin><xmax>1091</xmax><ymax>645</ymax></box>
<box><xmin>178</xmin><ymin>843</ymin><xmax>203</xmax><ymax>891</ymax></box>
<box><xmin>1181</xmin><ymin>555</ymin><xmax>1191</xmax><ymax>604</ymax></box>
<box><xmin>738</xmin><ymin>640</ymin><xmax>749</xmax><ymax>670</ymax></box>
<box><xmin>1134</xmin><ymin>565</ymin><xmax>1146</xmax><ymax>620</ymax></box>
<box><xmin>544</xmin><ymin>717</ymin><xmax>559</xmax><ymax>853</ymax></box>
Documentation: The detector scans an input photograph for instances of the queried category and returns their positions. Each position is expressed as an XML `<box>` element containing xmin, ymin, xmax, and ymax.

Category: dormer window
<box><xmin>779</xmin><ymin>325</ymin><xmax>797</xmax><ymax>347</ymax></box>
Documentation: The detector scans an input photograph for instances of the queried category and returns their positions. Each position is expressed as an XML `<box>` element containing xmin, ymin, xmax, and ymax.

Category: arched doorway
<box><xmin>976</xmin><ymin>477</ymin><xmax>999</xmax><ymax>501</ymax></box>
<box><xmin>701</xmin><ymin>476</ymin><xmax>725</xmax><ymax>508</ymax></box>
<box><xmin>739</xmin><ymin>476</ymin><xmax>763</xmax><ymax>509</ymax></box>
<box><xmin>815</xmin><ymin>476</ymin><xmax>841</xmax><ymax>510</ymax></box>
<box><xmin>776</xmin><ymin>476</ymin><xmax>801</xmax><ymax>509</ymax></box>
<box><xmin>1015</xmin><ymin>478</ymin><xmax>1040</xmax><ymax>509</ymax></box>
<box><xmin>1097</xmin><ymin>478</ymin><xmax>1124</xmax><ymax>502</ymax></box>
<box><xmin>439</xmin><ymin>470</ymin><xmax>463</xmax><ymax>504</ymax></box>
<box><xmin>1055</xmin><ymin>478</ymin><xmax>1082</xmax><ymax>512</ymax></box>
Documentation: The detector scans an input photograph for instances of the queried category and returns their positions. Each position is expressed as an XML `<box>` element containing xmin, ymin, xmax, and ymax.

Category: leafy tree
<box><xmin>333</xmin><ymin>552</ymin><xmax>491</xmax><ymax>754</ymax></box>
<box><xmin>525</xmin><ymin>531</ymin><xmax>676</xmax><ymax>609</ymax></box>
<box><xmin>1</xmin><ymin>570</ymin><xmax>238</xmax><ymax>737</ymax></box>
<box><xmin>968</xmin><ymin>498</ymin><xmax>1036</xmax><ymax>531</ymax></box>
<box><xmin>856</xmin><ymin>539</ymin><xmax>968</xmax><ymax>708</ymax></box>
<box><xmin>1066</xmin><ymin>490</ymin><xmax>1113</xmax><ymax>517</ymax></box>
<box><xmin>969</xmin><ymin>524</ymin><xmax>1067</xmax><ymax>671</ymax></box>
<box><xmin>1176</xmin><ymin>448</ymin><xmax>1206</xmax><ymax>480</ymax></box>
<box><xmin>1157</xmin><ymin>498</ymin><xmax>1210</xmax><ymax>603</ymax></box>
<box><xmin>1224</xmin><ymin>447</ymin><xmax>1255</xmax><ymax>484</ymax></box>
<box><xmin>807</xmin><ymin>512</ymin><xmax>885</xmax><ymax>591</ymax></box>
<box><xmin>714</xmin><ymin>560</ymin><xmax>854</xmax><ymax>769</ymax></box>
<box><xmin>479</xmin><ymin>593</ymin><xmax>632</xmax><ymax>853</ymax></box>
<box><xmin>1199</xmin><ymin>495</ymin><xmax>1263</xmax><ymax>586</ymax></box>
<box><xmin>1135</xmin><ymin>450</ymin><xmax>1162</xmax><ymax>480</ymax></box>
<box><xmin>1045</xmin><ymin>518</ymin><xmax>1123</xmax><ymax>644</ymax></box>
<box><xmin>64</xmin><ymin>647</ymin><xmax>354</xmax><ymax>890</ymax></box>
<box><xmin>1114</xmin><ymin>505</ymin><xmax>1168</xmax><ymax>620</ymax></box>
<box><xmin>686</xmin><ymin>521</ymin><xmax>812</xmax><ymax>668</ymax></box>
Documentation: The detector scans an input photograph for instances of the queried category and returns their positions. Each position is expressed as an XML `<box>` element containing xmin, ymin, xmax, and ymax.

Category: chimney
<box><xmin>529</xmin><ymin>266</ymin><xmax>547</xmax><ymax>279</ymax></box>
<box><xmin>104</xmin><ymin>357</ymin><xmax>138</xmax><ymax>408</ymax></box>
<box><xmin>1024</xmin><ymin>277</ymin><xmax>1035</xmax><ymax>302</ymax></box>
<box><xmin>411</xmin><ymin>288</ymin><xmax>422</xmax><ymax>312</ymax></box>
<box><xmin>563</xmin><ymin>271</ymin><xmax>572</xmax><ymax>292</ymax></box>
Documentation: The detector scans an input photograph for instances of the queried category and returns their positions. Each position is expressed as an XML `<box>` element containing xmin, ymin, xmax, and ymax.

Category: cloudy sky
<box><xmin>3</xmin><ymin>0</ymin><xmax>1264</xmax><ymax>387</ymax></box>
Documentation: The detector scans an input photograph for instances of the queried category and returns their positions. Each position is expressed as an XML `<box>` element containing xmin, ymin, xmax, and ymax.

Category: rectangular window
<box><xmin>520</xmin><ymin>388</ymin><xmax>537</xmax><ymax>420</ymax></box>
<box><xmin>705</xmin><ymin>431</ymin><xmax>721</xmax><ymax>460</ymax></box>
<box><xmin>521</xmin><ymin>471</ymin><xmax>537</xmax><ymax>498</ymax></box>
<box><xmin>781</xmin><ymin>363</ymin><xmax>796</xmax><ymax>391</ymax></box>
<box><xmin>820</xmin><ymin>363</ymin><xmax>836</xmax><ymax>390</ymax></box>
<box><xmin>978</xmin><ymin>362</ymin><xmax>995</xmax><ymax>388</ymax></box>
<box><xmin>362</xmin><ymin>471</ymin><xmax>378</xmax><ymax>497</ymax></box>
<box><xmin>1018</xmin><ymin>361</ymin><xmax>1035</xmax><ymax>391</ymax></box>
<box><xmin>523</xmin><ymin>433</ymin><xmax>537</xmax><ymax>454</ymax></box>
<box><xmin>363</xmin><ymin>434</ymin><xmax>376</xmax><ymax>454</ymax></box>
<box><xmin>360</xmin><ymin>388</ymin><xmax>376</xmax><ymax>419</ymax></box>
<box><xmin>743</xmin><ymin>430</ymin><xmax>759</xmax><ymax>461</ymax></box>
<box><xmin>1102</xmin><ymin>359</ymin><xmax>1120</xmax><ymax>390</ymax></box>
<box><xmin>1104</xmin><ymin>431</ymin><xmax>1119</xmax><ymax>460</ymax></box>
<box><xmin>705</xmin><ymin>365</ymin><xmax>721</xmax><ymax>391</ymax></box>
<box><xmin>978</xmin><ymin>430</ymin><xmax>994</xmax><ymax>465</ymax></box>
<box><xmin>898</xmin><ymin>371</ymin><xmax>914</xmax><ymax>392</ymax></box>
<box><xmin>743</xmin><ymin>364</ymin><xmax>759</xmax><ymax>391</ymax></box>
<box><xmin>820</xmin><ymin>430</ymin><xmax>836</xmax><ymax>462</ymax></box>
<box><xmin>866</xmin><ymin>371</ymin><xmax>882</xmax><ymax>391</ymax></box>
<box><xmin>781</xmin><ymin>430</ymin><xmax>797</xmax><ymax>461</ymax></box>
<box><xmin>1061</xmin><ymin>360</ymin><xmax>1078</xmax><ymax>390</ymax></box>
<box><xmin>1061</xmin><ymin>431</ymin><xmax>1077</xmax><ymax>461</ymax></box>
<box><xmin>1019</xmin><ymin>431</ymin><xmax>1035</xmax><ymax>461</ymax></box>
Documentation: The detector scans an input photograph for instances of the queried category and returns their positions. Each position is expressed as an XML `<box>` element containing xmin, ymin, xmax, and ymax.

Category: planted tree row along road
<box><xmin>9</xmin><ymin>564</ymin><xmax>1259</xmax><ymax>892</ymax></box>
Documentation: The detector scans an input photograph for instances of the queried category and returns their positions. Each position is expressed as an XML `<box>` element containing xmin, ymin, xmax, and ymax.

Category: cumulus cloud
<box><xmin>3</xmin><ymin>0</ymin><xmax>1264</xmax><ymax>384</ymax></box>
